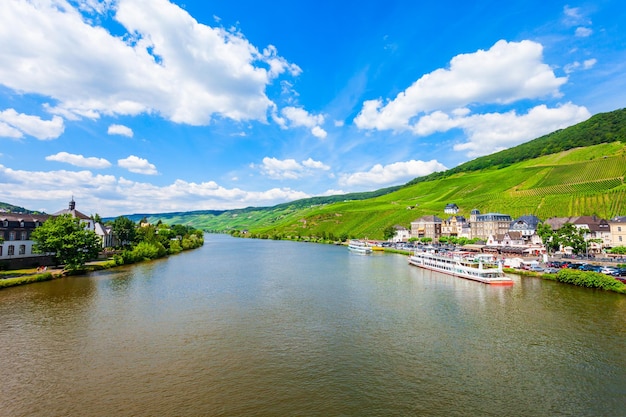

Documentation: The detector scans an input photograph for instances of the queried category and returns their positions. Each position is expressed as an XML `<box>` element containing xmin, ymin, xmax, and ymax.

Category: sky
<box><xmin>1</xmin><ymin>0</ymin><xmax>625</xmax><ymax>217</ymax></box>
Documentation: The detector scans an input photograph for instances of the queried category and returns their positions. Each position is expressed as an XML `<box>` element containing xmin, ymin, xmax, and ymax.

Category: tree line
<box><xmin>32</xmin><ymin>214</ymin><xmax>204</xmax><ymax>272</ymax></box>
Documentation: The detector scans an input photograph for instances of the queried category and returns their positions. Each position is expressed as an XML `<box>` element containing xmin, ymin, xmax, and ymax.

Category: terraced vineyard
<box><xmin>248</xmin><ymin>143</ymin><xmax>626</xmax><ymax>239</ymax></box>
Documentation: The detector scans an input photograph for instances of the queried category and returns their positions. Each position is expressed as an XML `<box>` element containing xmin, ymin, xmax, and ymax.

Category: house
<box><xmin>444</xmin><ymin>203</ymin><xmax>459</xmax><ymax>214</ymax></box>
<box><xmin>470</xmin><ymin>210</ymin><xmax>513</xmax><ymax>240</ymax></box>
<box><xmin>543</xmin><ymin>216</ymin><xmax>611</xmax><ymax>252</ymax></box>
<box><xmin>0</xmin><ymin>213</ymin><xmax>51</xmax><ymax>268</ymax></box>
<box><xmin>390</xmin><ymin>225</ymin><xmax>410</xmax><ymax>242</ymax></box>
<box><xmin>441</xmin><ymin>215</ymin><xmax>469</xmax><ymax>238</ymax></box>
<box><xmin>410</xmin><ymin>215</ymin><xmax>442</xmax><ymax>240</ymax></box>
<box><xmin>509</xmin><ymin>215</ymin><xmax>541</xmax><ymax>239</ymax></box>
<box><xmin>608</xmin><ymin>216</ymin><xmax>626</xmax><ymax>247</ymax></box>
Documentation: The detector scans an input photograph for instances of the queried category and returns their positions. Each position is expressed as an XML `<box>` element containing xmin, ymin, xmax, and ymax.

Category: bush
<box><xmin>556</xmin><ymin>269</ymin><xmax>626</xmax><ymax>293</ymax></box>
<box><xmin>168</xmin><ymin>240</ymin><xmax>182</xmax><ymax>254</ymax></box>
<box><xmin>132</xmin><ymin>241</ymin><xmax>167</xmax><ymax>260</ymax></box>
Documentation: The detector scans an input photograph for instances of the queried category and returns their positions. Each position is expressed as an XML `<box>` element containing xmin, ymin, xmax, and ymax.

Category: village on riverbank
<box><xmin>0</xmin><ymin>198</ymin><xmax>204</xmax><ymax>288</ymax></box>
<box><xmin>3</xmin><ymin>198</ymin><xmax>626</xmax><ymax>293</ymax></box>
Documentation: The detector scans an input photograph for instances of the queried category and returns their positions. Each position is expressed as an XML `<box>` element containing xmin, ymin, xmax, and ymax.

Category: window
<box><xmin>9</xmin><ymin>231</ymin><xmax>15</xmax><ymax>241</ymax></box>
<box><xmin>620</xmin><ymin>236</ymin><xmax>623</xmax><ymax>242</ymax></box>
<box><xmin>19</xmin><ymin>245</ymin><xmax>25</xmax><ymax>255</ymax></box>
<box><xmin>21</xmin><ymin>231</ymin><xmax>27</xmax><ymax>240</ymax></box>
<box><xmin>0</xmin><ymin>246</ymin><xmax>2</xmax><ymax>256</ymax></box>
<box><xmin>8</xmin><ymin>245</ymin><xmax>14</xmax><ymax>256</ymax></box>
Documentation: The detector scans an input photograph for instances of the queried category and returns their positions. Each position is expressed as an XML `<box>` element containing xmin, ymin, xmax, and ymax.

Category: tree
<box><xmin>383</xmin><ymin>225</ymin><xmax>397</xmax><ymax>240</ymax></box>
<box><xmin>31</xmin><ymin>214</ymin><xmax>101</xmax><ymax>271</ymax></box>
<box><xmin>112</xmin><ymin>216</ymin><xmax>136</xmax><ymax>248</ymax></box>
<box><xmin>537</xmin><ymin>222</ymin><xmax>558</xmax><ymax>254</ymax></box>
<box><xmin>609</xmin><ymin>246</ymin><xmax>626</xmax><ymax>254</ymax></box>
<box><xmin>554</xmin><ymin>223</ymin><xmax>588</xmax><ymax>254</ymax></box>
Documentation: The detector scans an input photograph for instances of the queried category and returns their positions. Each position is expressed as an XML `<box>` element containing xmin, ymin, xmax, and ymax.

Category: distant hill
<box><xmin>0</xmin><ymin>202</ymin><xmax>42</xmax><ymax>214</ymax></box>
<box><xmin>407</xmin><ymin>108</ymin><xmax>626</xmax><ymax>185</ymax></box>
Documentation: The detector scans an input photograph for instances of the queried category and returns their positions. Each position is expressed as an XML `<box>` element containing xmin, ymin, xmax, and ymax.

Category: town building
<box><xmin>543</xmin><ymin>216</ymin><xmax>611</xmax><ymax>253</ymax></box>
<box><xmin>390</xmin><ymin>225</ymin><xmax>410</xmax><ymax>242</ymax></box>
<box><xmin>410</xmin><ymin>215</ymin><xmax>442</xmax><ymax>240</ymax></box>
<box><xmin>608</xmin><ymin>216</ymin><xmax>626</xmax><ymax>247</ymax></box>
<box><xmin>470</xmin><ymin>210</ymin><xmax>513</xmax><ymax>240</ymax></box>
<box><xmin>509</xmin><ymin>215</ymin><xmax>541</xmax><ymax>240</ymax></box>
<box><xmin>441</xmin><ymin>215</ymin><xmax>470</xmax><ymax>238</ymax></box>
<box><xmin>0</xmin><ymin>213</ymin><xmax>51</xmax><ymax>268</ymax></box>
<box><xmin>444</xmin><ymin>203</ymin><xmax>459</xmax><ymax>214</ymax></box>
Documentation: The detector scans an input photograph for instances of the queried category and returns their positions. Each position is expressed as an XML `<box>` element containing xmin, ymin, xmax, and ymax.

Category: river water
<box><xmin>1</xmin><ymin>234</ymin><xmax>624</xmax><ymax>416</ymax></box>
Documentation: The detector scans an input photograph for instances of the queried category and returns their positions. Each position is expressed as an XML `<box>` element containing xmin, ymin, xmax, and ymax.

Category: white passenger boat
<box><xmin>348</xmin><ymin>240</ymin><xmax>373</xmax><ymax>254</ymax></box>
<box><xmin>409</xmin><ymin>250</ymin><xmax>513</xmax><ymax>285</ymax></box>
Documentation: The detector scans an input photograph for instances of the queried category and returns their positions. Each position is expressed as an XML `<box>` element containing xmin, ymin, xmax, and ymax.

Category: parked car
<box><xmin>528</xmin><ymin>265</ymin><xmax>544</xmax><ymax>272</ymax></box>
<box><xmin>543</xmin><ymin>267</ymin><xmax>559</xmax><ymax>274</ymax></box>
<box><xmin>600</xmin><ymin>266</ymin><xmax>618</xmax><ymax>275</ymax></box>
<box><xmin>611</xmin><ymin>268</ymin><xmax>626</xmax><ymax>277</ymax></box>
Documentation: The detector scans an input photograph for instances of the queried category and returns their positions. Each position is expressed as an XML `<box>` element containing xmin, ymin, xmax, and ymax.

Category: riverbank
<box><xmin>0</xmin><ymin>260</ymin><xmax>118</xmax><ymax>290</ymax></box>
<box><xmin>506</xmin><ymin>267</ymin><xmax>626</xmax><ymax>294</ymax></box>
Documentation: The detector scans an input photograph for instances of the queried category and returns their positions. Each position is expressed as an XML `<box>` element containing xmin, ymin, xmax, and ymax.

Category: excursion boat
<box><xmin>348</xmin><ymin>240</ymin><xmax>373</xmax><ymax>254</ymax></box>
<box><xmin>408</xmin><ymin>250</ymin><xmax>513</xmax><ymax>285</ymax></box>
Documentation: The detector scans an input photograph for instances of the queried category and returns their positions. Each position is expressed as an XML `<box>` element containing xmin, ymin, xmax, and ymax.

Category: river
<box><xmin>1</xmin><ymin>234</ymin><xmax>625</xmax><ymax>416</ymax></box>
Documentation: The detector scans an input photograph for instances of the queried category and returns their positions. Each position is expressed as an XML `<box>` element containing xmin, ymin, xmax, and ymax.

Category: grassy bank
<box><xmin>508</xmin><ymin>268</ymin><xmax>626</xmax><ymax>294</ymax></box>
<box><xmin>0</xmin><ymin>259</ymin><xmax>119</xmax><ymax>290</ymax></box>
<box><xmin>0</xmin><ymin>272</ymin><xmax>56</xmax><ymax>288</ymax></box>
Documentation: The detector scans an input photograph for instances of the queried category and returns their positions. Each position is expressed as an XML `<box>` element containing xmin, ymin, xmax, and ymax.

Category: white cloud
<box><xmin>257</xmin><ymin>156</ymin><xmax>330</xmax><ymax>180</ymax></box>
<box><xmin>46</xmin><ymin>152</ymin><xmax>112</xmax><ymax>169</ymax></box>
<box><xmin>0</xmin><ymin>0</ymin><xmax>299</xmax><ymax>126</ymax></box>
<box><xmin>575</xmin><ymin>27</ymin><xmax>593</xmax><ymax>37</ymax></box>
<box><xmin>311</xmin><ymin>126</ymin><xmax>328</xmax><ymax>139</ymax></box>
<box><xmin>118</xmin><ymin>155</ymin><xmax>158</xmax><ymax>175</ymax></box>
<box><xmin>564</xmin><ymin>58</ymin><xmax>597</xmax><ymax>74</ymax></box>
<box><xmin>108</xmin><ymin>124</ymin><xmax>134</xmax><ymax>137</ymax></box>
<box><xmin>354</xmin><ymin>40</ymin><xmax>567</xmax><ymax>132</ymax></box>
<box><xmin>0</xmin><ymin>163</ymin><xmax>310</xmax><ymax>216</ymax></box>
<box><xmin>563</xmin><ymin>6</ymin><xmax>590</xmax><ymax>27</ymax></box>
<box><xmin>281</xmin><ymin>106</ymin><xmax>327</xmax><ymax>138</ymax></box>
<box><xmin>452</xmin><ymin>103</ymin><xmax>591</xmax><ymax>157</ymax></box>
<box><xmin>0</xmin><ymin>109</ymin><xmax>64</xmax><ymax>140</ymax></box>
<box><xmin>0</xmin><ymin>121</ymin><xmax>23</xmax><ymax>139</ymax></box>
<box><xmin>339</xmin><ymin>160</ymin><xmax>447</xmax><ymax>188</ymax></box>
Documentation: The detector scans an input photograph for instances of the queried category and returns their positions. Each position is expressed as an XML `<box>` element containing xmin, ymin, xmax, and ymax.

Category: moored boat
<box><xmin>409</xmin><ymin>249</ymin><xmax>513</xmax><ymax>285</ymax></box>
<box><xmin>348</xmin><ymin>240</ymin><xmax>373</xmax><ymax>254</ymax></box>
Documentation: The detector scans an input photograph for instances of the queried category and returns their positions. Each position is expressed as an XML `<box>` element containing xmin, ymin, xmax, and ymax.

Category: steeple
<box><xmin>69</xmin><ymin>196</ymin><xmax>76</xmax><ymax>211</ymax></box>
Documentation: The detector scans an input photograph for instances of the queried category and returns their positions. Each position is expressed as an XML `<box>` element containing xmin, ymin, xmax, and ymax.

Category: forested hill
<box><xmin>0</xmin><ymin>202</ymin><xmax>41</xmax><ymax>214</ymax></box>
<box><xmin>406</xmin><ymin>107</ymin><xmax>626</xmax><ymax>185</ymax></box>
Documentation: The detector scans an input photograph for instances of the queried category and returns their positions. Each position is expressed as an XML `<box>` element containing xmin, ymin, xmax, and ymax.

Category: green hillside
<box><xmin>136</xmin><ymin>141</ymin><xmax>626</xmax><ymax>240</ymax></box>
<box><xmin>240</xmin><ymin>142</ymin><xmax>626</xmax><ymax>239</ymax></box>
<box><xmin>134</xmin><ymin>108</ymin><xmax>626</xmax><ymax>238</ymax></box>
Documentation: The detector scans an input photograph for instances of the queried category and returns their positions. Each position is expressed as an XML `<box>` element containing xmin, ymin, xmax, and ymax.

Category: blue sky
<box><xmin>1</xmin><ymin>0</ymin><xmax>625</xmax><ymax>217</ymax></box>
